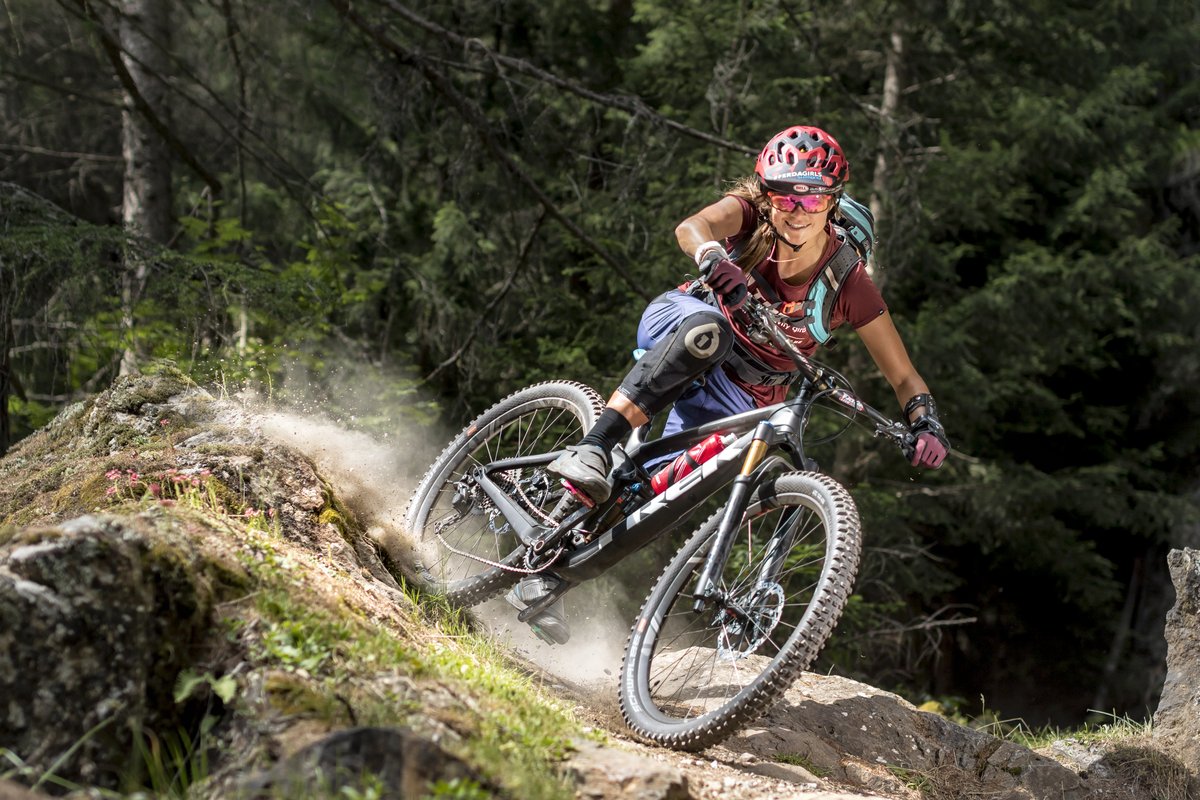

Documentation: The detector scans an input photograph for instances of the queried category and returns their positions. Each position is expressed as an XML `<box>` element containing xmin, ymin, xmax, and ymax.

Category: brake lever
<box><xmin>880</xmin><ymin>425</ymin><xmax>917</xmax><ymax>462</ymax></box>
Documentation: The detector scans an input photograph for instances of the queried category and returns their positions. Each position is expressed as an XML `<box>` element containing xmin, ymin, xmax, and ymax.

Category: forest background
<box><xmin>1</xmin><ymin>0</ymin><xmax>1197</xmax><ymax>731</ymax></box>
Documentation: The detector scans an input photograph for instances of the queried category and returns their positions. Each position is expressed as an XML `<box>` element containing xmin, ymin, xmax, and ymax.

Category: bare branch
<box><xmin>0</xmin><ymin>144</ymin><xmax>122</xmax><ymax>163</ymax></box>
<box><xmin>369</xmin><ymin>0</ymin><xmax>756</xmax><ymax>156</ymax></box>
<box><xmin>330</xmin><ymin>0</ymin><xmax>651</xmax><ymax>299</ymax></box>
<box><xmin>424</xmin><ymin>208</ymin><xmax>548</xmax><ymax>384</ymax></box>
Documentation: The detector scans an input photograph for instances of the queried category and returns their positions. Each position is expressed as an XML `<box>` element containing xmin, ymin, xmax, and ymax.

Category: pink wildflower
<box><xmin>148</xmin><ymin>483</ymin><xmax>162</xmax><ymax>497</ymax></box>
<box><xmin>105</xmin><ymin>469</ymin><xmax>122</xmax><ymax>481</ymax></box>
<box><xmin>105</xmin><ymin>485</ymin><xmax>118</xmax><ymax>497</ymax></box>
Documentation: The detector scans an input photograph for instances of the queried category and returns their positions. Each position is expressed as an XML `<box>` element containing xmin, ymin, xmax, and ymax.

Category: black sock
<box><xmin>578</xmin><ymin>408</ymin><xmax>633</xmax><ymax>454</ymax></box>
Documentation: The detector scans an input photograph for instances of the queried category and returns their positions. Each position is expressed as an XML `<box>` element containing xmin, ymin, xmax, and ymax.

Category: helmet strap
<box><xmin>767</xmin><ymin>221</ymin><xmax>804</xmax><ymax>252</ymax></box>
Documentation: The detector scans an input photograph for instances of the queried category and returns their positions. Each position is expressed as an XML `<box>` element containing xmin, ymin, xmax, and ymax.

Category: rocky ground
<box><xmin>1</xmin><ymin>367</ymin><xmax>1196</xmax><ymax>800</ymax></box>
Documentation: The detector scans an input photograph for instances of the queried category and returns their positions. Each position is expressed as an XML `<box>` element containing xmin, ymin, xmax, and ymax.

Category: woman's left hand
<box><xmin>910</xmin><ymin>416</ymin><xmax>950</xmax><ymax>468</ymax></box>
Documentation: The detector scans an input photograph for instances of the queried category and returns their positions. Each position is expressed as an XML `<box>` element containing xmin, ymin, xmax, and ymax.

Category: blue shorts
<box><xmin>636</xmin><ymin>290</ymin><xmax>756</xmax><ymax>439</ymax></box>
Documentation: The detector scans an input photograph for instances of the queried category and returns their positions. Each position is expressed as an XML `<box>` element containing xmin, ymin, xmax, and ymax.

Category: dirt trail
<box><xmin>480</xmin><ymin>596</ymin><xmax>895</xmax><ymax>800</ymax></box>
<box><xmin>270</xmin><ymin>410</ymin><xmax>895</xmax><ymax>799</ymax></box>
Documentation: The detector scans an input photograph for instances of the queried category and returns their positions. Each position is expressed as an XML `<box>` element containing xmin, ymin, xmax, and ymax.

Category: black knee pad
<box><xmin>618</xmin><ymin>311</ymin><xmax>733</xmax><ymax>417</ymax></box>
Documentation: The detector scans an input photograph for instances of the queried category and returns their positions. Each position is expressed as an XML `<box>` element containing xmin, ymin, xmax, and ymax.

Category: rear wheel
<box><xmin>403</xmin><ymin>381</ymin><xmax>604</xmax><ymax>606</ymax></box>
<box><xmin>619</xmin><ymin>471</ymin><xmax>861</xmax><ymax>751</ymax></box>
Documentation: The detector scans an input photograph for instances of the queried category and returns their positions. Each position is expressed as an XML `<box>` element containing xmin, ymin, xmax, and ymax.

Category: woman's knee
<box><xmin>617</xmin><ymin>310</ymin><xmax>733</xmax><ymax>416</ymax></box>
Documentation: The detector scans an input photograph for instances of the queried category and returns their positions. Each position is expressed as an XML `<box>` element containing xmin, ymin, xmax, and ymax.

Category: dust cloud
<box><xmin>234</xmin><ymin>377</ymin><xmax>653</xmax><ymax>697</ymax></box>
<box><xmin>473</xmin><ymin>572</ymin><xmax>644</xmax><ymax>693</ymax></box>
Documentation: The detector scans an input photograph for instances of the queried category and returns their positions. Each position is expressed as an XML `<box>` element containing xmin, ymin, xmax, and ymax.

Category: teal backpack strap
<box><xmin>739</xmin><ymin>235</ymin><xmax>859</xmax><ymax>346</ymax></box>
<box><xmin>834</xmin><ymin>195</ymin><xmax>876</xmax><ymax>261</ymax></box>
<box><xmin>800</xmin><ymin>237</ymin><xmax>861</xmax><ymax>346</ymax></box>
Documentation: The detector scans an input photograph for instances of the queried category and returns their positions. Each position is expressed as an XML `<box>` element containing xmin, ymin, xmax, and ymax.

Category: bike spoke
<box><xmin>641</xmin><ymin>497</ymin><xmax>834</xmax><ymax>719</ymax></box>
<box><xmin>417</xmin><ymin>398</ymin><xmax>595</xmax><ymax>591</ymax></box>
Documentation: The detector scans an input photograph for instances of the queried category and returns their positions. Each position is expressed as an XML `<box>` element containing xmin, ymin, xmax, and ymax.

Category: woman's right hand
<box><xmin>698</xmin><ymin>248</ymin><xmax>748</xmax><ymax>308</ymax></box>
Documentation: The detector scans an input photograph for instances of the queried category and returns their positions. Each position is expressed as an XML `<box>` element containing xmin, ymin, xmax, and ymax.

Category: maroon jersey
<box><xmin>683</xmin><ymin>197</ymin><xmax>888</xmax><ymax>406</ymax></box>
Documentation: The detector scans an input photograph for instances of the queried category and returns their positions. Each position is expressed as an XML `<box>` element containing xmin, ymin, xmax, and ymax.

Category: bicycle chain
<box><xmin>431</xmin><ymin>469</ymin><xmax>564</xmax><ymax>575</ymax></box>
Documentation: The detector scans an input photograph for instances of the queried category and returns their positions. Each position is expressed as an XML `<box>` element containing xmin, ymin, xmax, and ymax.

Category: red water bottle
<box><xmin>651</xmin><ymin>433</ymin><xmax>733</xmax><ymax>495</ymax></box>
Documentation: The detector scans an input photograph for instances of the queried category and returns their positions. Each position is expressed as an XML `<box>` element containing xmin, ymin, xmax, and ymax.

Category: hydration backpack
<box><xmin>747</xmin><ymin>195</ymin><xmax>876</xmax><ymax>346</ymax></box>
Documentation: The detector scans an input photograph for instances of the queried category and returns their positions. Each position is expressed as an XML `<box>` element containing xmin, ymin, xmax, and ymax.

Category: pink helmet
<box><xmin>755</xmin><ymin>126</ymin><xmax>850</xmax><ymax>195</ymax></box>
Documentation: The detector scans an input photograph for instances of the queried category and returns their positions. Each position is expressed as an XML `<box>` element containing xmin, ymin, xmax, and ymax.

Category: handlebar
<box><xmin>734</xmin><ymin>295</ymin><xmax>917</xmax><ymax>457</ymax></box>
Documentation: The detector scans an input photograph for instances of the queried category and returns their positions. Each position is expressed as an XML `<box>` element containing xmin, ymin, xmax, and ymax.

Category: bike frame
<box><xmin>462</xmin><ymin>298</ymin><xmax>911</xmax><ymax>620</ymax></box>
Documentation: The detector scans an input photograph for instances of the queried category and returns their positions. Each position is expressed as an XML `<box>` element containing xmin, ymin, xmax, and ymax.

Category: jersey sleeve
<box><xmin>837</xmin><ymin>263</ymin><xmax>888</xmax><ymax>329</ymax></box>
<box><xmin>724</xmin><ymin>196</ymin><xmax>759</xmax><ymax>252</ymax></box>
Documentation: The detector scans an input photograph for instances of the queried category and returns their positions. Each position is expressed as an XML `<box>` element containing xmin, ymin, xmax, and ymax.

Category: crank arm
<box><xmin>516</xmin><ymin>578</ymin><xmax>573</xmax><ymax>623</ymax></box>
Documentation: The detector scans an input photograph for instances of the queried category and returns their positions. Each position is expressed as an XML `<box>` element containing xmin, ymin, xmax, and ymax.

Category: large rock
<box><xmin>0</xmin><ymin>515</ymin><xmax>225</xmax><ymax>787</ymax></box>
<box><xmin>238</xmin><ymin>726</ymin><xmax>489</xmax><ymax>799</ymax></box>
<box><xmin>567</xmin><ymin>738</ymin><xmax>690</xmax><ymax>800</ymax></box>
<box><xmin>1153</xmin><ymin>548</ymin><xmax>1200</xmax><ymax>770</ymax></box>
<box><xmin>728</xmin><ymin>673</ymin><xmax>1092</xmax><ymax>800</ymax></box>
<box><xmin>0</xmin><ymin>780</ymin><xmax>46</xmax><ymax>799</ymax></box>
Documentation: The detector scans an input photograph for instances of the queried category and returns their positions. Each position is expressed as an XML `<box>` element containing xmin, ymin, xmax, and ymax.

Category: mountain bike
<box><xmin>403</xmin><ymin>295</ymin><xmax>917</xmax><ymax>751</ymax></box>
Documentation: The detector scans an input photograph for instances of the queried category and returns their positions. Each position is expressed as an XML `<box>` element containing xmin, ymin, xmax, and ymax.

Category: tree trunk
<box><xmin>0</xmin><ymin>258</ymin><xmax>12</xmax><ymax>456</ymax></box>
<box><xmin>833</xmin><ymin>23</ymin><xmax>906</xmax><ymax>480</ymax></box>
<box><xmin>1090</xmin><ymin>555</ymin><xmax>1143</xmax><ymax>713</ymax></box>
<box><xmin>868</xmin><ymin>26</ymin><xmax>903</xmax><ymax>288</ymax></box>
<box><xmin>118</xmin><ymin>0</ymin><xmax>173</xmax><ymax>375</ymax></box>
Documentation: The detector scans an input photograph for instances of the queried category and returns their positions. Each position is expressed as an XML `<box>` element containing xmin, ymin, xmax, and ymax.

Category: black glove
<box><xmin>697</xmin><ymin>246</ymin><xmax>748</xmax><ymax>309</ymax></box>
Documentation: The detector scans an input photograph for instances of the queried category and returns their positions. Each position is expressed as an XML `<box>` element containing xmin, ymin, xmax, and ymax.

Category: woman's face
<box><xmin>767</xmin><ymin>198</ymin><xmax>830</xmax><ymax>250</ymax></box>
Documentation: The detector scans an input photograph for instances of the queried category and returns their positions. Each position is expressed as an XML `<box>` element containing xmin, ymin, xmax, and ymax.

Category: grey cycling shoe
<box><xmin>546</xmin><ymin>444</ymin><xmax>612</xmax><ymax>503</ymax></box>
<box><xmin>506</xmin><ymin>576</ymin><xmax>570</xmax><ymax>645</ymax></box>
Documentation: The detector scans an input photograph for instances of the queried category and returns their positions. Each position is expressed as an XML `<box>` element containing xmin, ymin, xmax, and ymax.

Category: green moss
<box><xmin>0</xmin><ymin>461</ymin><xmax>70</xmax><ymax>523</ymax></box>
<box><xmin>101</xmin><ymin>363</ymin><xmax>197</xmax><ymax>415</ymax></box>
<box><xmin>316</xmin><ymin>483</ymin><xmax>364</xmax><ymax>545</ymax></box>
<box><xmin>774</xmin><ymin>753</ymin><xmax>831</xmax><ymax>777</ymax></box>
<box><xmin>57</xmin><ymin>470</ymin><xmax>112</xmax><ymax>514</ymax></box>
<box><xmin>240</xmin><ymin>585</ymin><xmax>576</xmax><ymax>800</ymax></box>
<box><xmin>193</xmin><ymin>443</ymin><xmax>265</xmax><ymax>461</ymax></box>
<box><xmin>316</xmin><ymin>506</ymin><xmax>345</xmax><ymax>532</ymax></box>
<box><xmin>263</xmin><ymin>672</ymin><xmax>356</xmax><ymax>725</ymax></box>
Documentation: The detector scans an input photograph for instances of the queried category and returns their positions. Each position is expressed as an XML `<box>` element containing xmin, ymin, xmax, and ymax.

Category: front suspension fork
<box><xmin>691</xmin><ymin>420</ymin><xmax>776</xmax><ymax>613</ymax></box>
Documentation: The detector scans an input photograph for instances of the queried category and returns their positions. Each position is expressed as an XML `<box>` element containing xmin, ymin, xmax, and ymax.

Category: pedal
<box><xmin>561</xmin><ymin>479</ymin><xmax>595</xmax><ymax>508</ymax></box>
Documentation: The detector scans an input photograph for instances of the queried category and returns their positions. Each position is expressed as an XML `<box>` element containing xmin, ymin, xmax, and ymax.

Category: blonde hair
<box><xmin>725</xmin><ymin>177</ymin><xmax>776</xmax><ymax>271</ymax></box>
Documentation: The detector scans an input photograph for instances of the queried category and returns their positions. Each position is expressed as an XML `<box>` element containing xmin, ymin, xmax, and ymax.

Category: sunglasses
<box><xmin>768</xmin><ymin>192</ymin><xmax>835</xmax><ymax>214</ymax></box>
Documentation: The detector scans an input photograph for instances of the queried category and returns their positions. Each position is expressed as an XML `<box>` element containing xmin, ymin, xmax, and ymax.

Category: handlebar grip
<box><xmin>724</xmin><ymin>283</ymin><xmax>748</xmax><ymax>307</ymax></box>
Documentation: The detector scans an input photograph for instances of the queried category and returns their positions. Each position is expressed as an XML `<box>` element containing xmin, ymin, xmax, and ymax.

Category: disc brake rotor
<box><xmin>715</xmin><ymin>581</ymin><xmax>785</xmax><ymax>662</ymax></box>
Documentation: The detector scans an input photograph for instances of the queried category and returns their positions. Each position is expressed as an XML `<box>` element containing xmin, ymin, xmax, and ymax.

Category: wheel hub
<box><xmin>715</xmin><ymin>582</ymin><xmax>785</xmax><ymax>661</ymax></box>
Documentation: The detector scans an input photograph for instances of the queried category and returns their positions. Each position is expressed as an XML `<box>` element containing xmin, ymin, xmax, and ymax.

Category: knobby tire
<box><xmin>618</xmin><ymin>471</ymin><xmax>862</xmax><ymax>751</ymax></box>
<box><xmin>403</xmin><ymin>381</ymin><xmax>604</xmax><ymax>606</ymax></box>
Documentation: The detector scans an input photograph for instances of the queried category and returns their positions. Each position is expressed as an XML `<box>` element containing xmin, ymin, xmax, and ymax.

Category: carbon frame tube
<box><xmin>553</xmin><ymin>403</ymin><xmax>807</xmax><ymax>584</ymax></box>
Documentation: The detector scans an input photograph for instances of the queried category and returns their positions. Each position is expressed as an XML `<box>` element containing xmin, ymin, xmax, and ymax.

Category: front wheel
<box><xmin>403</xmin><ymin>381</ymin><xmax>605</xmax><ymax>606</ymax></box>
<box><xmin>619</xmin><ymin>471</ymin><xmax>862</xmax><ymax>751</ymax></box>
